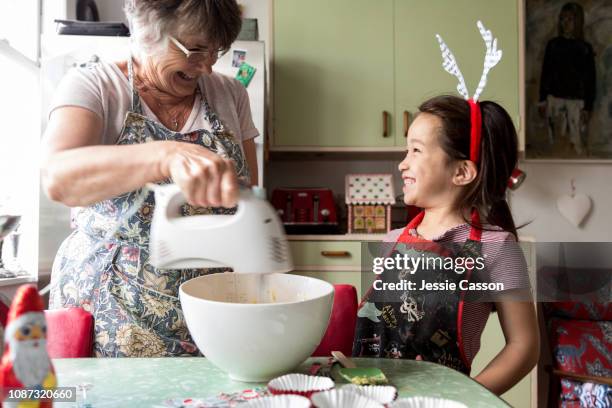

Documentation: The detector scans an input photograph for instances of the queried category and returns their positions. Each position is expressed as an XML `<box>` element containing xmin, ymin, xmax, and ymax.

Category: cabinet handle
<box><xmin>403</xmin><ymin>111</ymin><xmax>411</xmax><ymax>137</ymax></box>
<box><xmin>382</xmin><ymin>111</ymin><xmax>389</xmax><ymax>137</ymax></box>
<box><xmin>321</xmin><ymin>251</ymin><xmax>351</xmax><ymax>258</ymax></box>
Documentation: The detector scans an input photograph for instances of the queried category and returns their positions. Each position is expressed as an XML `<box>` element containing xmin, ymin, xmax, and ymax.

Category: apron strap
<box><xmin>399</xmin><ymin>209</ymin><xmax>483</xmax><ymax>243</ymax></box>
<box><xmin>458</xmin><ymin>208</ymin><xmax>483</xmax><ymax>372</ymax></box>
<box><xmin>199</xmin><ymin>89</ymin><xmax>225</xmax><ymax>134</ymax></box>
<box><xmin>127</xmin><ymin>58</ymin><xmax>143</xmax><ymax>114</ymax></box>
<box><xmin>468</xmin><ymin>209</ymin><xmax>482</xmax><ymax>241</ymax></box>
<box><xmin>397</xmin><ymin>211</ymin><xmax>425</xmax><ymax>242</ymax></box>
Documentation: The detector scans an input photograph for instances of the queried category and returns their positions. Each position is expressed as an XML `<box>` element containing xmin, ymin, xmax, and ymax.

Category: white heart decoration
<box><xmin>556</xmin><ymin>194</ymin><xmax>592</xmax><ymax>227</ymax></box>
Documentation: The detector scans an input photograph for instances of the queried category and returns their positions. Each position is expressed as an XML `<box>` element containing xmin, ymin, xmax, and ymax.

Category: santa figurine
<box><xmin>0</xmin><ymin>284</ymin><xmax>56</xmax><ymax>407</ymax></box>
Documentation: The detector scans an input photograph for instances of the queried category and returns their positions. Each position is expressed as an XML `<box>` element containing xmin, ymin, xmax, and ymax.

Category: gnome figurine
<box><xmin>0</xmin><ymin>285</ymin><xmax>56</xmax><ymax>407</ymax></box>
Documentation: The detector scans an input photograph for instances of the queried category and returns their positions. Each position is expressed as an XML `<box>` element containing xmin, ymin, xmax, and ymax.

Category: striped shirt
<box><xmin>384</xmin><ymin>223</ymin><xmax>531</xmax><ymax>365</ymax></box>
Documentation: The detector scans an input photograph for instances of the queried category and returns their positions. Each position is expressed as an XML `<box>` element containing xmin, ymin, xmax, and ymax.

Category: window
<box><xmin>0</xmin><ymin>0</ymin><xmax>41</xmax><ymax>283</ymax></box>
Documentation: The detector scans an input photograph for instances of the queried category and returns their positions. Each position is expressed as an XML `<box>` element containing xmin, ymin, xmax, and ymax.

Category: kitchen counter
<box><xmin>288</xmin><ymin>234</ymin><xmax>387</xmax><ymax>241</ymax></box>
<box><xmin>54</xmin><ymin>357</ymin><xmax>509</xmax><ymax>407</ymax></box>
<box><xmin>288</xmin><ymin>233</ymin><xmax>536</xmax><ymax>242</ymax></box>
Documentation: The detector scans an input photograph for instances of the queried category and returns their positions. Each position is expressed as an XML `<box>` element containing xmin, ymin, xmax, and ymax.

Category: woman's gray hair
<box><xmin>124</xmin><ymin>0</ymin><xmax>242</xmax><ymax>57</ymax></box>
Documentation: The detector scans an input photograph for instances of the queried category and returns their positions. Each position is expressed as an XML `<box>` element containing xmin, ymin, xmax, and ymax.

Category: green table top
<box><xmin>53</xmin><ymin>357</ymin><xmax>509</xmax><ymax>407</ymax></box>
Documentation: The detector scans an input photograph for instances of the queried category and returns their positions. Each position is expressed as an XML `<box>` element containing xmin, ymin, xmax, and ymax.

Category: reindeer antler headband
<box><xmin>436</xmin><ymin>21</ymin><xmax>502</xmax><ymax>165</ymax></box>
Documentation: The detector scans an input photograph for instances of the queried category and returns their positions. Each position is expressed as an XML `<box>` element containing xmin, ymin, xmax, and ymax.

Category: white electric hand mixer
<box><xmin>149</xmin><ymin>183</ymin><xmax>293</xmax><ymax>274</ymax></box>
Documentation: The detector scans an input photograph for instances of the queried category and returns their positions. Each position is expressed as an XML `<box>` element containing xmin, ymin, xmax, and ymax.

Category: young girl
<box><xmin>353</xmin><ymin>95</ymin><xmax>540</xmax><ymax>395</ymax></box>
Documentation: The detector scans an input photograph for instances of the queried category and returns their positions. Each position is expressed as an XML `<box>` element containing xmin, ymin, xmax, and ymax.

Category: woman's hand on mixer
<box><xmin>161</xmin><ymin>141</ymin><xmax>239</xmax><ymax>208</ymax></box>
<box><xmin>42</xmin><ymin>109</ymin><xmax>237</xmax><ymax>207</ymax></box>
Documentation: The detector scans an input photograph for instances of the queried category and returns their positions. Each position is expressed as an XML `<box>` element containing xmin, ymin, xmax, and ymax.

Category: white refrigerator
<box><xmin>39</xmin><ymin>35</ymin><xmax>266</xmax><ymax>271</ymax></box>
<box><xmin>213</xmin><ymin>40</ymin><xmax>266</xmax><ymax>188</ymax></box>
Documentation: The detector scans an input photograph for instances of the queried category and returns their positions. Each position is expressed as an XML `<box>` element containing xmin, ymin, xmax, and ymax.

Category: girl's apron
<box><xmin>353</xmin><ymin>211</ymin><xmax>483</xmax><ymax>375</ymax></box>
<box><xmin>49</xmin><ymin>60</ymin><xmax>250</xmax><ymax>357</ymax></box>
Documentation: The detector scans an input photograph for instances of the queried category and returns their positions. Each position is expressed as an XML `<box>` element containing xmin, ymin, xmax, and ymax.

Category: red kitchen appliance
<box><xmin>271</xmin><ymin>188</ymin><xmax>339</xmax><ymax>234</ymax></box>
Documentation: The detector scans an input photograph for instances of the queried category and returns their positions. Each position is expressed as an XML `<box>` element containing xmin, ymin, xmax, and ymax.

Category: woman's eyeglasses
<box><xmin>169</xmin><ymin>36</ymin><xmax>226</xmax><ymax>62</ymax></box>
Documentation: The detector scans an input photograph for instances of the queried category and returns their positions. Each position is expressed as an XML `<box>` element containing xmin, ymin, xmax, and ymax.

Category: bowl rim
<box><xmin>179</xmin><ymin>272</ymin><xmax>335</xmax><ymax>308</ymax></box>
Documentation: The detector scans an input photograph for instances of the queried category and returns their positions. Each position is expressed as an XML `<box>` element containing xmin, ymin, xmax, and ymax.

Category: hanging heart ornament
<box><xmin>556</xmin><ymin>193</ymin><xmax>592</xmax><ymax>227</ymax></box>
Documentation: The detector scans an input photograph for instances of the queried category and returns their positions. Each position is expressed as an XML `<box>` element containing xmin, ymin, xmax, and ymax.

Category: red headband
<box><xmin>468</xmin><ymin>99</ymin><xmax>482</xmax><ymax>165</ymax></box>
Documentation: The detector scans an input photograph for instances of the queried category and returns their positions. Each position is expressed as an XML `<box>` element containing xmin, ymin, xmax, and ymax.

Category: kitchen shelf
<box><xmin>288</xmin><ymin>234</ymin><xmax>534</xmax><ymax>242</ymax></box>
<box><xmin>0</xmin><ymin>275</ymin><xmax>37</xmax><ymax>288</ymax></box>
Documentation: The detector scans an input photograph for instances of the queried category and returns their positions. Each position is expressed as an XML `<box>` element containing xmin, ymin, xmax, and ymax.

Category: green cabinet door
<box><xmin>273</xmin><ymin>0</ymin><xmax>395</xmax><ymax>148</ymax></box>
<box><xmin>394</xmin><ymin>0</ymin><xmax>519</xmax><ymax>148</ymax></box>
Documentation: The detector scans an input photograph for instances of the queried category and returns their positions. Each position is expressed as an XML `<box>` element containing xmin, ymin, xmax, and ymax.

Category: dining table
<box><xmin>53</xmin><ymin>357</ymin><xmax>510</xmax><ymax>407</ymax></box>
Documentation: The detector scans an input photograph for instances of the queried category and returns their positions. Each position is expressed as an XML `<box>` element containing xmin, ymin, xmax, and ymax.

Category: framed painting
<box><xmin>524</xmin><ymin>0</ymin><xmax>612</xmax><ymax>159</ymax></box>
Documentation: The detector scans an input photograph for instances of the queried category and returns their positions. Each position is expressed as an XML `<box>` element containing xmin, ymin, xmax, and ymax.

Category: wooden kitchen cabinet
<box><xmin>272</xmin><ymin>0</ymin><xmax>520</xmax><ymax>150</ymax></box>
<box><xmin>273</xmin><ymin>0</ymin><xmax>396</xmax><ymax>149</ymax></box>
<box><xmin>289</xmin><ymin>240</ymin><xmax>361</xmax><ymax>269</ymax></box>
<box><xmin>288</xmin><ymin>238</ymin><xmax>370</xmax><ymax>296</ymax></box>
<box><xmin>394</xmin><ymin>0</ymin><xmax>520</xmax><ymax>147</ymax></box>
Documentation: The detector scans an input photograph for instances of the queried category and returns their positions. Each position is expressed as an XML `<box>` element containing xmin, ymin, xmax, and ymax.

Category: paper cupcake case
<box><xmin>242</xmin><ymin>394</ymin><xmax>311</xmax><ymax>408</ymax></box>
<box><xmin>390</xmin><ymin>397</ymin><xmax>468</xmax><ymax>408</ymax></box>
<box><xmin>311</xmin><ymin>389</ymin><xmax>385</xmax><ymax>408</ymax></box>
<box><xmin>267</xmin><ymin>373</ymin><xmax>335</xmax><ymax>398</ymax></box>
<box><xmin>341</xmin><ymin>384</ymin><xmax>398</xmax><ymax>405</ymax></box>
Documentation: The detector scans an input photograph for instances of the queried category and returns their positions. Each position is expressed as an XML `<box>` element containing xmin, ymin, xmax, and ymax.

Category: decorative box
<box><xmin>345</xmin><ymin>174</ymin><xmax>395</xmax><ymax>234</ymax></box>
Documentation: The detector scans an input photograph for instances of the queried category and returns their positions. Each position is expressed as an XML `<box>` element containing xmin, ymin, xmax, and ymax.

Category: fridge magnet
<box><xmin>556</xmin><ymin>179</ymin><xmax>592</xmax><ymax>227</ymax></box>
<box><xmin>235</xmin><ymin>62</ymin><xmax>256</xmax><ymax>87</ymax></box>
<box><xmin>231</xmin><ymin>49</ymin><xmax>247</xmax><ymax>68</ymax></box>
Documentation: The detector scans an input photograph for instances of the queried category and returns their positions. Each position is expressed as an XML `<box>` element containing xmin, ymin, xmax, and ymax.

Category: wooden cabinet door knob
<box><xmin>321</xmin><ymin>251</ymin><xmax>351</xmax><ymax>257</ymax></box>
<box><xmin>382</xmin><ymin>111</ymin><xmax>389</xmax><ymax>137</ymax></box>
<box><xmin>403</xmin><ymin>111</ymin><xmax>411</xmax><ymax>137</ymax></box>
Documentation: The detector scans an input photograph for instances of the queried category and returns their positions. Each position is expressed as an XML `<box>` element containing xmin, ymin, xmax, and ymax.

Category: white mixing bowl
<box><xmin>179</xmin><ymin>273</ymin><xmax>334</xmax><ymax>382</ymax></box>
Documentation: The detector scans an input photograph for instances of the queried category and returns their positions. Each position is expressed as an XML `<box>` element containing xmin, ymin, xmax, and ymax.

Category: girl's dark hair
<box><xmin>418</xmin><ymin>95</ymin><xmax>519</xmax><ymax>238</ymax></box>
<box><xmin>558</xmin><ymin>2</ymin><xmax>584</xmax><ymax>40</ymax></box>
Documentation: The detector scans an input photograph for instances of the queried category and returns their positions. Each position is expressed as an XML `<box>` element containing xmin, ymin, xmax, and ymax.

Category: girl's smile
<box><xmin>398</xmin><ymin>113</ymin><xmax>458</xmax><ymax>209</ymax></box>
<box><xmin>403</xmin><ymin>175</ymin><xmax>416</xmax><ymax>189</ymax></box>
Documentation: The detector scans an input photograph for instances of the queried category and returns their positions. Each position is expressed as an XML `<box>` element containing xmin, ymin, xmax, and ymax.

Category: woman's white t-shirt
<box><xmin>49</xmin><ymin>61</ymin><xmax>259</xmax><ymax>146</ymax></box>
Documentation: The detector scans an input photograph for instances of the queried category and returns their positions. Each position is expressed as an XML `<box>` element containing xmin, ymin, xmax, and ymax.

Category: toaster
<box><xmin>271</xmin><ymin>188</ymin><xmax>339</xmax><ymax>234</ymax></box>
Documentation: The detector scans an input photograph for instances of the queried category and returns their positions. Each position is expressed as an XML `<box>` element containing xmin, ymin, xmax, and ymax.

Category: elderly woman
<box><xmin>41</xmin><ymin>0</ymin><xmax>258</xmax><ymax>357</ymax></box>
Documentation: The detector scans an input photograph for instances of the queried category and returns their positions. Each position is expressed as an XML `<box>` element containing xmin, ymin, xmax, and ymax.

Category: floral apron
<box><xmin>353</xmin><ymin>211</ymin><xmax>483</xmax><ymax>375</ymax></box>
<box><xmin>49</xmin><ymin>59</ymin><xmax>250</xmax><ymax>357</ymax></box>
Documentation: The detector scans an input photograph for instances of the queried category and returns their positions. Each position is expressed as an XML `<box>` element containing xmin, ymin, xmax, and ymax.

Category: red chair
<box><xmin>312</xmin><ymin>284</ymin><xmax>358</xmax><ymax>357</ymax></box>
<box><xmin>44</xmin><ymin>308</ymin><xmax>94</xmax><ymax>358</ymax></box>
<box><xmin>0</xmin><ymin>295</ymin><xmax>93</xmax><ymax>358</ymax></box>
<box><xmin>0</xmin><ymin>298</ymin><xmax>9</xmax><ymax>327</ymax></box>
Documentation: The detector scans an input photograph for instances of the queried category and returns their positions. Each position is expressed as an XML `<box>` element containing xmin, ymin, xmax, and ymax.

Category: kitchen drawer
<box><xmin>289</xmin><ymin>241</ymin><xmax>362</xmax><ymax>270</ymax></box>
